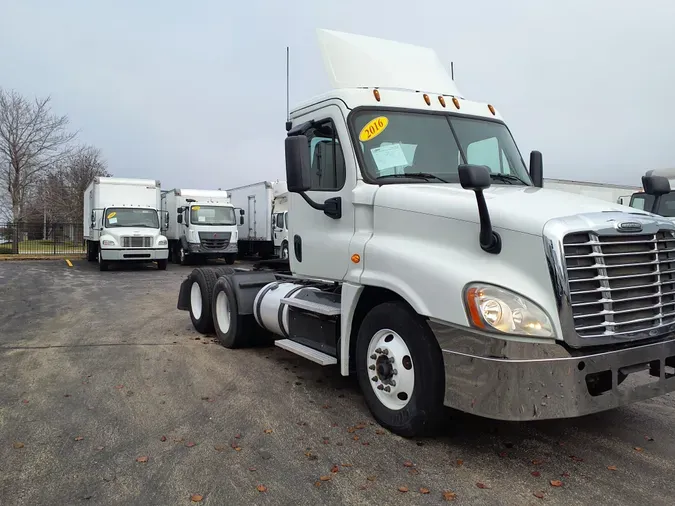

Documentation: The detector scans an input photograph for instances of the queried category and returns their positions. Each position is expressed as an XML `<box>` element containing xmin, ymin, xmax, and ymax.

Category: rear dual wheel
<box><xmin>188</xmin><ymin>267</ymin><xmax>236</xmax><ymax>334</ymax></box>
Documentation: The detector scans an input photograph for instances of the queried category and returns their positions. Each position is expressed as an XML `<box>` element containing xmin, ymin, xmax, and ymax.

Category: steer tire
<box><xmin>157</xmin><ymin>259</ymin><xmax>168</xmax><ymax>271</ymax></box>
<box><xmin>188</xmin><ymin>267</ymin><xmax>219</xmax><ymax>334</ymax></box>
<box><xmin>212</xmin><ymin>276</ymin><xmax>269</xmax><ymax>348</ymax></box>
<box><xmin>355</xmin><ymin>301</ymin><xmax>445</xmax><ymax>438</ymax></box>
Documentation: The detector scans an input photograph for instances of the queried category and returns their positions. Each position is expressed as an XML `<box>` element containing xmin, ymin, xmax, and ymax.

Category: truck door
<box><xmin>288</xmin><ymin>103</ymin><xmax>355</xmax><ymax>281</ymax></box>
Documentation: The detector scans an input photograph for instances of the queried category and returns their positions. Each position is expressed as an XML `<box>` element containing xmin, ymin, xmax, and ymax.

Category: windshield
<box><xmin>190</xmin><ymin>205</ymin><xmax>236</xmax><ymax>226</ymax></box>
<box><xmin>105</xmin><ymin>208</ymin><xmax>159</xmax><ymax>228</ymax></box>
<box><xmin>630</xmin><ymin>193</ymin><xmax>675</xmax><ymax>217</ymax></box>
<box><xmin>350</xmin><ymin>110</ymin><xmax>531</xmax><ymax>185</ymax></box>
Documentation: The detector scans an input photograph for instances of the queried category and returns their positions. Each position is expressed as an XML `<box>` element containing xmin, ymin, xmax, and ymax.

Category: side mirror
<box><xmin>177</xmin><ymin>215</ymin><xmax>183</xmax><ymax>224</ymax></box>
<box><xmin>165</xmin><ymin>213</ymin><xmax>170</xmax><ymax>227</ymax></box>
<box><xmin>239</xmin><ymin>216</ymin><xmax>244</xmax><ymax>226</ymax></box>
<box><xmin>177</xmin><ymin>207</ymin><xmax>183</xmax><ymax>214</ymax></box>
<box><xmin>285</xmin><ymin>135</ymin><xmax>311</xmax><ymax>193</ymax></box>
<box><xmin>458</xmin><ymin>164</ymin><xmax>501</xmax><ymax>255</ymax></box>
<box><xmin>529</xmin><ymin>150</ymin><xmax>543</xmax><ymax>188</ymax></box>
<box><xmin>642</xmin><ymin>174</ymin><xmax>671</xmax><ymax>215</ymax></box>
<box><xmin>239</xmin><ymin>209</ymin><xmax>244</xmax><ymax>216</ymax></box>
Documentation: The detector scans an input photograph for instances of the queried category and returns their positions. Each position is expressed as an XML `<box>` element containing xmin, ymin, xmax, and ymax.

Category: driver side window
<box><xmin>466</xmin><ymin>137</ymin><xmax>513</xmax><ymax>174</ymax></box>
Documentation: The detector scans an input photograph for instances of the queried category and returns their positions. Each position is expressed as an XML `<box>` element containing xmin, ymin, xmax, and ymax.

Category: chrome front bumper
<box><xmin>430</xmin><ymin>321</ymin><xmax>675</xmax><ymax>421</ymax></box>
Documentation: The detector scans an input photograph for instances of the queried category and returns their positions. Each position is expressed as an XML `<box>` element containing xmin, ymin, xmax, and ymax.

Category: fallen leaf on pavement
<box><xmin>532</xmin><ymin>459</ymin><xmax>544</xmax><ymax>465</ymax></box>
<box><xmin>550</xmin><ymin>480</ymin><xmax>563</xmax><ymax>487</ymax></box>
<box><xmin>96</xmin><ymin>446</ymin><xmax>104</xmax><ymax>451</ymax></box>
<box><xmin>315</xmin><ymin>481</ymin><xmax>322</xmax><ymax>487</ymax></box>
<box><xmin>214</xmin><ymin>445</ymin><xmax>225</xmax><ymax>452</ymax></box>
<box><xmin>234</xmin><ymin>447</ymin><xmax>242</xmax><ymax>451</ymax></box>
<box><xmin>263</xmin><ymin>429</ymin><xmax>273</xmax><ymax>434</ymax></box>
<box><xmin>634</xmin><ymin>447</ymin><xmax>643</xmax><ymax>452</ymax></box>
<box><xmin>186</xmin><ymin>442</ymin><xmax>196</xmax><ymax>448</ymax></box>
<box><xmin>367</xmin><ymin>476</ymin><xmax>376</xmax><ymax>481</ymax></box>
<box><xmin>22</xmin><ymin>399</ymin><xmax>29</xmax><ymax>404</ymax></box>
<box><xmin>190</xmin><ymin>494</ymin><xmax>203</xmax><ymax>502</ymax></box>
<box><xmin>404</xmin><ymin>461</ymin><xmax>414</xmax><ymax>467</ymax></box>
<box><xmin>531</xmin><ymin>471</ymin><xmax>541</xmax><ymax>477</ymax></box>
<box><xmin>456</xmin><ymin>459</ymin><xmax>464</xmax><ymax>467</ymax></box>
<box><xmin>375</xmin><ymin>429</ymin><xmax>385</xmax><ymax>435</ymax></box>
<box><xmin>331</xmin><ymin>465</ymin><xmax>339</xmax><ymax>473</ymax></box>
<box><xmin>256</xmin><ymin>485</ymin><xmax>267</xmax><ymax>493</ymax></box>
<box><xmin>235</xmin><ymin>434</ymin><xmax>241</xmax><ymax>439</ymax></box>
<box><xmin>607</xmin><ymin>465</ymin><xmax>617</xmax><ymax>471</ymax></box>
<box><xmin>353</xmin><ymin>435</ymin><xmax>359</xmax><ymax>441</ymax></box>
<box><xmin>442</xmin><ymin>490</ymin><xmax>457</xmax><ymax>501</ymax></box>
<box><xmin>476</xmin><ymin>482</ymin><xmax>490</xmax><ymax>489</ymax></box>
<box><xmin>398</xmin><ymin>486</ymin><xmax>409</xmax><ymax>493</ymax></box>
<box><xmin>160</xmin><ymin>436</ymin><xmax>167</xmax><ymax>442</ymax></box>
<box><xmin>136</xmin><ymin>456</ymin><xmax>149</xmax><ymax>463</ymax></box>
<box><xmin>420</xmin><ymin>487</ymin><xmax>430</xmax><ymax>494</ymax></box>
<box><xmin>409</xmin><ymin>469</ymin><xmax>420</xmax><ymax>476</ymax></box>
<box><xmin>13</xmin><ymin>442</ymin><xmax>24</xmax><ymax>449</ymax></box>
<box><xmin>570</xmin><ymin>455</ymin><xmax>584</xmax><ymax>462</ymax></box>
<box><xmin>355</xmin><ymin>423</ymin><xmax>366</xmax><ymax>429</ymax></box>
<box><xmin>74</xmin><ymin>436</ymin><xmax>84</xmax><ymax>441</ymax></box>
<box><xmin>320</xmin><ymin>475</ymin><xmax>332</xmax><ymax>482</ymax></box>
<box><xmin>114</xmin><ymin>385</ymin><xmax>124</xmax><ymax>389</ymax></box>
<box><xmin>249</xmin><ymin>467</ymin><xmax>257</xmax><ymax>472</ymax></box>
<box><xmin>533</xmin><ymin>491</ymin><xmax>545</xmax><ymax>499</ymax></box>
<box><xmin>645</xmin><ymin>435</ymin><xmax>654</xmax><ymax>441</ymax></box>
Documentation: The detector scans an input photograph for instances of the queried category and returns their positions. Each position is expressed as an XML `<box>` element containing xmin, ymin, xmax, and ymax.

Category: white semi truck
<box><xmin>543</xmin><ymin>178</ymin><xmax>638</xmax><ymax>205</ymax></box>
<box><xmin>177</xmin><ymin>29</ymin><xmax>675</xmax><ymax>437</ymax></box>
<box><xmin>161</xmin><ymin>188</ymin><xmax>241</xmax><ymax>265</ymax></box>
<box><xmin>227</xmin><ymin>180</ymin><xmax>286</xmax><ymax>258</ymax></box>
<box><xmin>272</xmin><ymin>181</ymin><xmax>289</xmax><ymax>259</ymax></box>
<box><xmin>84</xmin><ymin>177</ymin><xmax>169</xmax><ymax>271</ymax></box>
<box><xmin>628</xmin><ymin>168</ymin><xmax>675</xmax><ymax>217</ymax></box>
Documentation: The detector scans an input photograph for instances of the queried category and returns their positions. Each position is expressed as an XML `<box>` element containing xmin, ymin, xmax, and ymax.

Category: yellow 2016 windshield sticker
<box><xmin>192</xmin><ymin>206</ymin><xmax>200</xmax><ymax>211</ymax></box>
<box><xmin>107</xmin><ymin>212</ymin><xmax>116</xmax><ymax>219</ymax></box>
<box><xmin>359</xmin><ymin>116</ymin><xmax>389</xmax><ymax>142</ymax></box>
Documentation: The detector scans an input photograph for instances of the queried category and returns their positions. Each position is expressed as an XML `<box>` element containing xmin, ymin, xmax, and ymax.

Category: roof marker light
<box><xmin>452</xmin><ymin>97</ymin><xmax>460</xmax><ymax>109</ymax></box>
<box><xmin>423</xmin><ymin>94</ymin><xmax>431</xmax><ymax>106</ymax></box>
<box><xmin>488</xmin><ymin>104</ymin><xmax>496</xmax><ymax>115</ymax></box>
<box><xmin>438</xmin><ymin>96</ymin><xmax>446</xmax><ymax>107</ymax></box>
<box><xmin>373</xmin><ymin>89</ymin><xmax>381</xmax><ymax>102</ymax></box>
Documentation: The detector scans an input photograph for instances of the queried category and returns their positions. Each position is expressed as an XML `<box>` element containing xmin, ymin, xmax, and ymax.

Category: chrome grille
<box><xmin>563</xmin><ymin>230</ymin><xmax>675</xmax><ymax>337</ymax></box>
<box><xmin>198</xmin><ymin>232</ymin><xmax>231</xmax><ymax>250</ymax></box>
<box><xmin>122</xmin><ymin>236</ymin><xmax>152</xmax><ymax>248</ymax></box>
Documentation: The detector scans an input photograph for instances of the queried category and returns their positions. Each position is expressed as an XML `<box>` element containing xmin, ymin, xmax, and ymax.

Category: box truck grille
<box><xmin>122</xmin><ymin>236</ymin><xmax>153</xmax><ymax>248</ymax></box>
<box><xmin>563</xmin><ymin>230</ymin><xmax>675</xmax><ymax>338</ymax></box>
<box><xmin>198</xmin><ymin>232</ymin><xmax>231</xmax><ymax>250</ymax></box>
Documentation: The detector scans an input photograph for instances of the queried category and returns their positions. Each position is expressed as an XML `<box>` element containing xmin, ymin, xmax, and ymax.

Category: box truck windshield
<box><xmin>349</xmin><ymin>110</ymin><xmax>530</xmax><ymax>184</ymax></box>
<box><xmin>190</xmin><ymin>205</ymin><xmax>236</xmax><ymax>226</ymax></box>
<box><xmin>105</xmin><ymin>208</ymin><xmax>159</xmax><ymax>228</ymax></box>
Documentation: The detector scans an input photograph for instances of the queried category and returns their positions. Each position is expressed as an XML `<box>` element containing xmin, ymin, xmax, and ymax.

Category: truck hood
<box><xmin>374</xmin><ymin>184</ymin><xmax>649</xmax><ymax>236</ymax></box>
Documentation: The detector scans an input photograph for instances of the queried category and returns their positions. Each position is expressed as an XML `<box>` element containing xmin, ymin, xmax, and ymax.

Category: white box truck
<box><xmin>161</xmin><ymin>188</ymin><xmax>242</xmax><ymax>265</ymax></box>
<box><xmin>227</xmin><ymin>181</ymin><xmax>276</xmax><ymax>258</ymax></box>
<box><xmin>177</xmin><ymin>29</ymin><xmax>675</xmax><ymax>437</ymax></box>
<box><xmin>272</xmin><ymin>181</ymin><xmax>289</xmax><ymax>259</ymax></box>
<box><xmin>83</xmin><ymin>177</ymin><xmax>169</xmax><ymax>271</ymax></box>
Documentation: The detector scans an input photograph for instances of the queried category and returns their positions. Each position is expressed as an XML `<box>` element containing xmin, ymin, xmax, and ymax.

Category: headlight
<box><xmin>158</xmin><ymin>239</ymin><xmax>167</xmax><ymax>246</ymax></box>
<box><xmin>464</xmin><ymin>283</ymin><xmax>555</xmax><ymax>338</ymax></box>
<box><xmin>101</xmin><ymin>240</ymin><xmax>115</xmax><ymax>246</ymax></box>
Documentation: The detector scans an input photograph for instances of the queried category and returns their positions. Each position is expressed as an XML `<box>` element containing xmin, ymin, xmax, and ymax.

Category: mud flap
<box><xmin>177</xmin><ymin>276</ymin><xmax>191</xmax><ymax>311</ymax></box>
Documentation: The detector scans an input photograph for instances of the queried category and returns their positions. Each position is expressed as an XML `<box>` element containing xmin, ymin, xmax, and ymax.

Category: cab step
<box><xmin>280</xmin><ymin>297</ymin><xmax>341</xmax><ymax>316</ymax></box>
<box><xmin>274</xmin><ymin>339</ymin><xmax>337</xmax><ymax>366</ymax></box>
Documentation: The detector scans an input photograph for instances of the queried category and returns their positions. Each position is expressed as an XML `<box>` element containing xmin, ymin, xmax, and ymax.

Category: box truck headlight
<box><xmin>158</xmin><ymin>238</ymin><xmax>167</xmax><ymax>246</ymax></box>
<box><xmin>464</xmin><ymin>284</ymin><xmax>554</xmax><ymax>338</ymax></box>
<box><xmin>102</xmin><ymin>240</ymin><xmax>115</xmax><ymax>246</ymax></box>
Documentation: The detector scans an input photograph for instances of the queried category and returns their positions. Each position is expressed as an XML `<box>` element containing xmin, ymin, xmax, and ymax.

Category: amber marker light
<box><xmin>488</xmin><ymin>104</ymin><xmax>496</xmax><ymax>115</ymax></box>
<box><xmin>373</xmin><ymin>89</ymin><xmax>381</xmax><ymax>102</ymax></box>
<box><xmin>465</xmin><ymin>287</ymin><xmax>486</xmax><ymax>329</ymax></box>
<box><xmin>351</xmin><ymin>254</ymin><xmax>361</xmax><ymax>264</ymax></box>
<box><xmin>452</xmin><ymin>97</ymin><xmax>460</xmax><ymax>109</ymax></box>
<box><xmin>423</xmin><ymin>93</ymin><xmax>431</xmax><ymax>106</ymax></box>
<box><xmin>438</xmin><ymin>96</ymin><xmax>446</xmax><ymax>107</ymax></box>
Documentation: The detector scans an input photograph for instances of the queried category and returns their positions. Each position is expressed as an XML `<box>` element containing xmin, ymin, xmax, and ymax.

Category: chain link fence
<box><xmin>0</xmin><ymin>222</ymin><xmax>84</xmax><ymax>255</ymax></box>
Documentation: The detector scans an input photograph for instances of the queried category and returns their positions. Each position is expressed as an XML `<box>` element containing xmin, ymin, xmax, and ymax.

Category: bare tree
<box><xmin>0</xmin><ymin>88</ymin><xmax>77</xmax><ymax>224</ymax></box>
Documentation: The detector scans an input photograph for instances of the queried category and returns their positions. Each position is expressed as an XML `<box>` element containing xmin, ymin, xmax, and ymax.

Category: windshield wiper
<box><xmin>488</xmin><ymin>173</ymin><xmax>527</xmax><ymax>185</ymax></box>
<box><xmin>376</xmin><ymin>172</ymin><xmax>449</xmax><ymax>183</ymax></box>
<box><xmin>125</xmin><ymin>224</ymin><xmax>156</xmax><ymax>228</ymax></box>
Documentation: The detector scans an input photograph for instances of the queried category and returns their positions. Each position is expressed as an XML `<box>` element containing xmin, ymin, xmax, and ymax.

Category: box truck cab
<box><xmin>83</xmin><ymin>177</ymin><xmax>169</xmax><ymax>271</ymax></box>
<box><xmin>161</xmin><ymin>189</ymin><xmax>242</xmax><ymax>265</ymax></box>
<box><xmin>272</xmin><ymin>181</ymin><xmax>289</xmax><ymax>258</ymax></box>
<box><xmin>178</xmin><ymin>29</ymin><xmax>675</xmax><ymax>437</ymax></box>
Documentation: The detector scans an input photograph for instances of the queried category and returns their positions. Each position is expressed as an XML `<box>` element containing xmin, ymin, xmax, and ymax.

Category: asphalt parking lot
<box><xmin>2</xmin><ymin>260</ymin><xmax>675</xmax><ymax>505</ymax></box>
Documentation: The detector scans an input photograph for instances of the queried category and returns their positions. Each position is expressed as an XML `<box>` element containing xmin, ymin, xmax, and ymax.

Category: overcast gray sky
<box><xmin>1</xmin><ymin>0</ymin><xmax>672</xmax><ymax>189</ymax></box>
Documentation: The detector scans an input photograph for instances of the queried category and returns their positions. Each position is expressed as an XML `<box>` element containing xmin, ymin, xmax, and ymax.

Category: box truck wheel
<box><xmin>98</xmin><ymin>250</ymin><xmax>109</xmax><ymax>271</ymax></box>
<box><xmin>86</xmin><ymin>241</ymin><xmax>97</xmax><ymax>262</ymax></box>
<box><xmin>188</xmin><ymin>267</ymin><xmax>218</xmax><ymax>334</ymax></box>
<box><xmin>179</xmin><ymin>246</ymin><xmax>189</xmax><ymax>266</ymax></box>
<box><xmin>356</xmin><ymin>301</ymin><xmax>445</xmax><ymax>437</ymax></box>
<box><xmin>157</xmin><ymin>259</ymin><xmax>168</xmax><ymax>270</ymax></box>
<box><xmin>224</xmin><ymin>254</ymin><xmax>236</xmax><ymax>265</ymax></box>
<box><xmin>211</xmin><ymin>276</ymin><xmax>268</xmax><ymax>348</ymax></box>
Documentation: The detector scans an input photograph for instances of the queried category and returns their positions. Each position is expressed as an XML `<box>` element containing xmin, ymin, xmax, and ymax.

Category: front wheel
<box><xmin>98</xmin><ymin>250</ymin><xmax>109</xmax><ymax>272</ymax></box>
<box><xmin>224</xmin><ymin>254</ymin><xmax>236</xmax><ymax>265</ymax></box>
<box><xmin>356</xmin><ymin>301</ymin><xmax>445</xmax><ymax>437</ymax></box>
<box><xmin>157</xmin><ymin>258</ymin><xmax>168</xmax><ymax>270</ymax></box>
